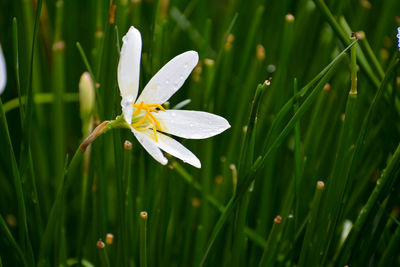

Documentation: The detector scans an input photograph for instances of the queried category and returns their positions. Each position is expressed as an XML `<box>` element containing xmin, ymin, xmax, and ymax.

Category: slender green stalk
<box><xmin>231</xmin><ymin>84</ymin><xmax>265</xmax><ymax>267</ymax></box>
<box><xmin>259</xmin><ymin>216</ymin><xmax>283</xmax><ymax>267</ymax></box>
<box><xmin>298</xmin><ymin>181</ymin><xmax>325</xmax><ymax>266</ymax></box>
<box><xmin>97</xmin><ymin>240</ymin><xmax>110</xmax><ymax>267</ymax></box>
<box><xmin>0</xmin><ymin>99</ymin><xmax>29</xmax><ymax>261</ymax></box>
<box><xmin>0</xmin><ymin>215</ymin><xmax>27</xmax><ymax>267</ymax></box>
<box><xmin>378</xmin><ymin>223</ymin><xmax>400</xmax><ymax>267</ymax></box>
<box><xmin>199</xmin><ymin>48</ymin><xmax>346</xmax><ymax>266</ymax></box>
<box><xmin>140</xmin><ymin>211</ymin><xmax>148</xmax><ymax>267</ymax></box>
<box><xmin>76</xmin><ymin>42</ymin><xmax>103</xmax><ymax>114</ymax></box>
<box><xmin>336</xmin><ymin>141</ymin><xmax>400</xmax><ymax>266</ymax></box>
<box><xmin>37</xmin><ymin>147</ymin><xmax>84</xmax><ymax>266</ymax></box>
<box><xmin>52</xmin><ymin>0</ymin><xmax>66</xmax><ymax>185</ymax></box>
<box><xmin>76</xmin><ymin>42</ymin><xmax>98</xmax><ymax>86</ymax></box>
<box><xmin>314</xmin><ymin>0</ymin><xmax>380</xmax><ymax>88</ymax></box>
<box><xmin>293</xmin><ymin>78</ymin><xmax>301</xmax><ymax>234</ymax></box>
<box><xmin>3</xmin><ymin>93</ymin><xmax>79</xmax><ymax>113</ymax></box>
<box><xmin>19</xmin><ymin>0</ymin><xmax>43</xmax><ymax>178</ymax></box>
<box><xmin>12</xmin><ymin>18</ymin><xmax>24</xmax><ymax>124</ymax></box>
<box><xmin>122</xmin><ymin>141</ymin><xmax>134</xmax><ymax>265</ymax></box>
<box><xmin>310</xmin><ymin>35</ymin><xmax>359</xmax><ymax>267</ymax></box>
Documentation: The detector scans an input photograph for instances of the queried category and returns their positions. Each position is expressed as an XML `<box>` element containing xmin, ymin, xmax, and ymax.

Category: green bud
<box><xmin>79</xmin><ymin>72</ymin><xmax>95</xmax><ymax>137</ymax></box>
<box><xmin>79</xmin><ymin>72</ymin><xmax>95</xmax><ymax>120</ymax></box>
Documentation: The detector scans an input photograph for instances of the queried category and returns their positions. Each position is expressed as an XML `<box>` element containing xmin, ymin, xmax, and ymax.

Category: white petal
<box><xmin>0</xmin><ymin>44</ymin><xmax>6</xmax><ymax>95</ymax></box>
<box><xmin>154</xmin><ymin>110</ymin><xmax>231</xmax><ymax>139</ymax></box>
<box><xmin>132</xmin><ymin>128</ymin><xmax>168</xmax><ymax>165</ymax></box>
<box><xmin>141</xmin><ymin>129</ymin><xmax>201</xmax><ymax>168</ymax></box>
<box><xmin>136</xmin><ymin>51</ymin><xmax>198</xmax><ymax>105</ymax></box>
<box><xmin>118</xmin><ymin>26</ymin><xmax>142</xmax><ymax>100</ymax></box>
<box><xmin>121</xmin><ymin>96</ymin><xmax>134</xmax><ymax>124</ymax></box>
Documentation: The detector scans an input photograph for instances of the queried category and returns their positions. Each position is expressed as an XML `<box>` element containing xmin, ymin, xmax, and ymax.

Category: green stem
<box><xmin>259</xmin><ymin>216</ymin><xmax>283</xmax><ymax>267</ymax></box>
<box><xmin>140</xmin><ymin>211</ymin><xmax>148</xmax><ymax>267</ymax></box>
<box><xmin>293</xmin><ymin>78</ymin><xmax>301</xmax><ymax>234</ymax></box>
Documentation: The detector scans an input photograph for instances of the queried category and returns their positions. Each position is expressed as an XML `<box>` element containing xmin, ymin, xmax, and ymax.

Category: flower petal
<box><xmin>154</xmin><ymin>110</ymin><xmax>231</xmax><ymax>139</ymax></box>
<box><xmin>141</xmin><ymin>129</ymin><xmax>201</xmax><ymax>168</ymax></box>
<box><xmin>121</xmin><ymin>96</ymin><xmax>134</xmax><ymax>124</ymax></box>
<box><xmin>0</xmin><ymin>44</ymin><xmax>6</xmax><ymax>95</ymax></box>
<box><xmin>132</xmin><ymin>128</ymin><xmax>168</xmax><ymax>165</ymax></box>
<box><xmin>136</xmin><ymin>51</ymin><xmax>198</xmax><ymax>105</ymax></box>
<box><xmin>118</xmin><ymin>26</ymin><xmax>142</xmax><ymax>100</ymax></box>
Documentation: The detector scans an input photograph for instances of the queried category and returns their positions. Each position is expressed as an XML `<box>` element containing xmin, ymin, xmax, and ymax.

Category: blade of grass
<box><xmin>378</xmin><ymin>221</ymin><xmax>400</xmax><ymax>267</ymax></box>
<box><xmin>335</xmin><ymin>55</ymin><xmax>400</xmax><ymax>266</ymax></box>
<box><xmin>293</xmin><ymin>78</ymin><xmax>301</xmax><ymax>234</ymax></box>
<box><xmin>313</xmin><ymin>0</ymin><xmax>380</xmax><ymax>88</ymax></box>
<box><xmin>199</xmin><ymin>47</ymin><xmax>346</xmax><ymax>266</ymax></box>
<box><xmin>297</xmin><ymin>181</ymin><xmax>325</xmax><ymax>266</ymax></box>
<box><xmin>140</xmin><ymin>211</ymin><xmax>148</xmax><ymax>267</ymax></box>
<box><xmin>19</xmin><ymin>0</ymin><xmax>43</xmax><ymax>177</ymax></box>
<box><xmin>258</xmin><ymin>215</ymin><xmax>284</xmax><ymax>267</ymax></box>
<box><xmin>231</xmin><ymin>83</ymin><xmax>266</xmax><ymax>266</ymax></box>
<box><xmin>52</xmin><ymin>0</ymin><xmax>66</xmax><ymax>184</ymax></box>
<box><xmin>307</xmin><ymin>34</ymin><xmax>360</xmax><ymax>267</ymax></box>
<box><xmin>37</xmin><ymin>148</ymin><xmax>84</xmax><ymax>266</ymax></box>
<box><xmin>0</xmin><ymin>215</ymin><xmax>27</xmax><ymax>266</ymax></box>
<box><xmin>0</xmin><ymin>99</ymin><xmax>30</xmax><ymax>263</ymax></box>
<box><xmin>12</xmin><ymin>17</ymin><xmax>24</xmax><ymax>124</ymax></box>
<box><xmin>3</xmin><ymin>93</ymin><xmax>79</xmax><ymax>113</ymax></box>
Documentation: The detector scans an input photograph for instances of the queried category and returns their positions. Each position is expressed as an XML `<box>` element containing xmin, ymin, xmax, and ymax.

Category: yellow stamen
<box><xmin>131</xmin><ymin>101</ymin><xmax>166</xmax><ymax>142</ymax></box>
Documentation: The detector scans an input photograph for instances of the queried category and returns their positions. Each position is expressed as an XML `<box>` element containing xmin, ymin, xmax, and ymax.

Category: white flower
<box><xmin>117</xmin><ymin>26</ymin><xmax>230</xmax><ymax>168</ymax></box>
<box><xmin>0</xmin><ymin>44</ymin><xmax>6</xmax><ymax>95</ymax></box>
<box><xmin>397</xmin><ymin>26</ymin><xmax>400</xmax><ymax>51</ymax></box>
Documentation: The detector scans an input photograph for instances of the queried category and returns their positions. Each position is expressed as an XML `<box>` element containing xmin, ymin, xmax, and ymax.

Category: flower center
<box><xmin>131</xmin><ymin>101</ymin><xmax>166</xmax><ymax>142</ymax></box>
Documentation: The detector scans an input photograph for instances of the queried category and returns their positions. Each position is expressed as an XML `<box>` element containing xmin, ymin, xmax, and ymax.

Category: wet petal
<box><xmin>132</xmin><ymin>128</ymin><xmax>168</xmax><ymax>165</ymax></box>
<box><xmin>121</xmin><ymin>96</ymin><xmax>135</xmax><ymax>124</ymax></box>
<box><xmin>118</xmin><ymin>26</ymin><xmax>142</xmax><ymax>100</ymax></box>
<box><xmin>136</xmin><ymin>51</ymin><xmax>198</xmax><ymax>105</ymax></box>
<box><xmin>0</xmin><ymin>44</ymin><xmax>6</xmax><ymax>95</ymax></box>
<box><xmin>141</xmin><ymin>129</ymin><xmax>201</xmax><ymax>168</ymax></box>
<box><xmin>155</xmin><ymin>110</ymin><xmax>230</xmax><ymax>139</ymax></box>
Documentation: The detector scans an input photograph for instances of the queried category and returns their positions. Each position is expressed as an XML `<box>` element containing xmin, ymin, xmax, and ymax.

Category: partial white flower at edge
<box><xmin>0</xmin><ymin>44</ymin><xmax>6</xmax><ymax>95</ymax></box>
<box><xmin>397</xmin><ymin>26</ymin><xmax>400</xmax><ymax>51</ymax></box>
<box><xmin>117</xmin><ymin>26</ymin><xmax>230</xmax><ymax>168</ymax></box>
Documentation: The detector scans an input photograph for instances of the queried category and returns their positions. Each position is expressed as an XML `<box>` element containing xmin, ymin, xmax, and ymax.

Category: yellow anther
<box><xmin>131</xmin><ymin>101</ymin><xmax>166</xmax><ymax>142</ymax></box>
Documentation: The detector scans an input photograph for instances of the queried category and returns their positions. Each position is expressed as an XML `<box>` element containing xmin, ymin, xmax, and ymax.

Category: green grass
<box><xmin>1</xmin><ymin>0</ymin><xmax>400</xmax><ymax>266</ymax></box>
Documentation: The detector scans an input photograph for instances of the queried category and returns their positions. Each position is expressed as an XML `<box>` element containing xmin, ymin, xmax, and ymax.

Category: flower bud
<box><xmin>256</xmin><ymin>44</ymin><xmax>265</xmax><ymax>61</ymax></box>
<box><xmin>106</xmin><ymin>233</ymin><xmax>114</xmax><ymax>244</ymax></box>
<box><xmin>274</xmin><ymin>215</ymin><xmax>282</xmax><ymax>224</ymax></box>
<box><xmin>140</xmin><ymin>211</ymin><xmax>148</xmax><ymax>219</ymax></box>
<box><xmin>79</xmin><ymin>72</ymin><xmax>95</xmax><ymax>120</ymax></box>
<box><xmin>97</xmin><ymin>239</ymin><xmax>105</xmax><ymax>249</ymax></box>
<box><xmin>124</xmin><ymin>140</ymin><xmax>133</xmax><ymax>150</ymax></box>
